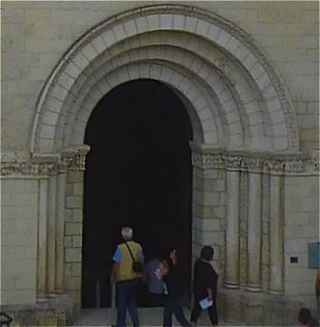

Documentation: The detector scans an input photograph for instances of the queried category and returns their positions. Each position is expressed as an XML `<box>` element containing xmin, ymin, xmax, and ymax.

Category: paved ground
<box><xmin>72</xmin><ymin>308</ymin><xmax>247</xmax><ymax>326</ymax></box>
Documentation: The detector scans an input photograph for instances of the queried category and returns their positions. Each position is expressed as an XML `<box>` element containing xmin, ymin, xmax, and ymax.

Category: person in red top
<box><xmin>316</xmin><ymin>271</ymin><xmax>320</xmax><ymax>314</ymax></box>
<box><xmin>298</xmin><ymin>308</ymin><xmax>319</xmax><ymax>326</ymax></box>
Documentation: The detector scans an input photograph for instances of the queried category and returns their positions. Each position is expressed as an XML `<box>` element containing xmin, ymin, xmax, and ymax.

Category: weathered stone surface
<box><xmin>1</xmin><ymin>2</ymin><xmax>318</xmax><ymax>325</ymax></box>
<box><xmin>65</xmin><ymin>248</ymin><xmax>81</xmax><ymax>263</ymax></box>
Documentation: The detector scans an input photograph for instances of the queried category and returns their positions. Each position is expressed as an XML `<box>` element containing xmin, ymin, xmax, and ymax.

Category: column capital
<box><xmin>0</xmin><ymin>145</ymin><xmax>92</xmax><ymax>176</ymax></box>
<box><xmin>62</xmin><ymin>145</ymin><xmax>90</xmax><ymax>171</ymax></box>
<box><xmin>191</xmin><ymin>151</ymin><xmax>224</xmax><ymax>169</ymax></box>
<box><xmin>189</xmin><ymin>145</ymin><xmax>318</xmax><ymax>175</ymax></box>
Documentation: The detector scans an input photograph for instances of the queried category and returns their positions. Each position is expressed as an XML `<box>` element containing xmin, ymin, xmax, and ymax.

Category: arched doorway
<box><xmin>29</xmin><ymin>4</ymin><xmax>303</xmax><ymax>324</ymax></box>
<box><xmin>81</xmin><ymin>79</ymin><xmax>193</xmax><ymax>308</ymax></box>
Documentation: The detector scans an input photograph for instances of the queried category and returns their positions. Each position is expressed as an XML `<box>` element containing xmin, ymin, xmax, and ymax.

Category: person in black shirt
<box><xmin>190</xmin><ymin>246</ymin><xmax>218</xmax><ymax>326</ymax></box>
<box><xmin>162</xmin><ymin>248</ymin><xmax>191</xmax><ymax>327</ymax></box>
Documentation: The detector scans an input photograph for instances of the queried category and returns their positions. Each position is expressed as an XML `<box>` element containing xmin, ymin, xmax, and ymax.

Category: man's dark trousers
<box><xmin>116</xmin><ymin>279</ymin><xmax>139</xmax><ymax>327</ymax></box>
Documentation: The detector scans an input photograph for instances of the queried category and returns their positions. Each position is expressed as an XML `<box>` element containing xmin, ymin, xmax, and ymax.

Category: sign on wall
<box><xmin>308</xmin><ymin>242</ymin><xmax>320</xmax><ymax>269</ymax></box>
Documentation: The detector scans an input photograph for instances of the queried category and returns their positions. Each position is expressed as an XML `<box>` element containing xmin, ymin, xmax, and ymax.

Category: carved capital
<box><xmin>283</xmin><ymin>159</ymin><xmax>305</xmax><ymax>173</ymax></box>
<box><xmin>224</xmin><ymin>154</ymin><xmax>242</xmax><ymax>170</ymax></box>
<box><xmin>191</xmin><ymin>147</ymin><xmax>319</xmax><ymax>175</ymax></box>
<box><xmin>1</xmin><ymin>146</ymin><xmax>90</xmax><ymax>177</ymax></box>
<box><xmin>0</xmin><ymin>160</ymin><xmax>58</xmax><ymax>177</ymax></box>
<box><xmin>192</xmin><ymin>152</ymin><xmax>224</xmax><ymax>169</ymax></box>
<box><xmin>63</xmin><ymin>145</ymin><xmax>90</xmax><ymax>171</ymax></box>
<box><xmin>243</xmin><ymin>156</ymin><xmax>263</xmax><ymax>172</ymax></box>
<box><xmin>263</xmin><ymin>159</ymin><xmax>285</xmax><ymax>174</ymax></box>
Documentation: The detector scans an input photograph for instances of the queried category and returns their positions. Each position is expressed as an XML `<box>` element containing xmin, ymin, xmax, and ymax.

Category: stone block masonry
<box><xmin>63</xmin><ymin>169</ymin><xmax>84</xmax><ymax>304</ymax></box>
<box><xmin>1</xmin><ymin>179</ymin><xmax>38</xmax><ymax>305</ymax></box>
<box><xmin>1</xmin><ymin>2</ymin><xmax>319</xmax><ymax>325</ymax></box>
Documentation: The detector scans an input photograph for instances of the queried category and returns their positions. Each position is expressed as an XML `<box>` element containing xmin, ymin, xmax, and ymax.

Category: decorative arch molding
<box><xmin>66</xmin><ymin>61</ymin><xmax>220</xmax><ymax>147</ymax></box>
<box><xmin>30</xmin><ymin>4</ymin><xmax>299</xmax><ymax>155</ymax></box>
<box><xmin>56</xmin><ymin>36</ymin><xmax>275</xmax><ymax>151</ymax></box>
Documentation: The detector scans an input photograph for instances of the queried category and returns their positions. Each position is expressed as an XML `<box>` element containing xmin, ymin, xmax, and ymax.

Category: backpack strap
<box><xmin>124</xmin><ymin>242</ymin><xmax>135</xmax><ymax>262</ymax></box>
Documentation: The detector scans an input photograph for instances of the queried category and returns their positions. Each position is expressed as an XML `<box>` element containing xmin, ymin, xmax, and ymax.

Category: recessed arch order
<box><xmin>30</xmin><ymin>4</ymin><xmax>299</xmax><ymax>155</ymax></box>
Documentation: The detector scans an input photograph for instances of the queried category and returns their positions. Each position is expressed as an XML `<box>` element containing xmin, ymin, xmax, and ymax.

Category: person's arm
<box><xmin>211</xmin><ymin>272</ymin><xmax>218</xmax><ymax>300</ymax></box>
<box><xmin>111</xmin><ymin>246</ymin><xmax>122</xmax><ymax>282</ymax></box>
<box><xmin>207</xmin><ymin>288</ymin><xmax>213</xmax><ymax>300</ymax></box>
<box><xmin>111</xmin><ymin>263</ymin><xmax>119</xmax><ymax>282</ymax></box>
<box><xmin>205</xmin><ymin>266</ymin><xmax>217</xmax><ymax>300</ymax></box>
<box><xmin>137</xmin><ymin>245</ymin><xmax>144</xmax><ymax>263</ymax></box>
<box><xmin>169</xmin><ymin>249</ymin><xmax>177</xmax><ymax>265</ymax></box>
<box><xmin>203</xmin><ymin>266</ymin><xmax>213</xmax><ymax>299</ymax></box>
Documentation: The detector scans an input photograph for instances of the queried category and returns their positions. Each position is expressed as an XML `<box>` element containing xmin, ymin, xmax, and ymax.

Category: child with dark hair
<box><xmin>316</xmin><ymin>271</ymin><xmax>320</xmax><ymax>314</ymax></box>
<box><xmin>190</xmin><ymin>246</ymin><xmax>218</xmax><ymax>326</ymax></box>
<box><xmin>298</xmin><ymin>307</ymin><xmax>319</xmax><ymax>326</ymax></box>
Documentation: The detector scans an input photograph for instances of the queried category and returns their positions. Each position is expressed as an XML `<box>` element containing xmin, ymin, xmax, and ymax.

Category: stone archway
<box><xmin>28</xmin><ymin>4</ymin><xmax>307</xmax><ymax>324</ymax></box>
<box><xmin>30</xmin><ymin>5</ymin><xmax>299</xmax><ymax>154</ymax></box>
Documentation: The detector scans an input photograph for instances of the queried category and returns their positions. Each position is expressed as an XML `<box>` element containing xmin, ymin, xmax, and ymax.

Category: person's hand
<box><xmin>159</xmin><ymin>262</ymin><xmax>169</xmax><ymax>277</ymax></box>
<box><xmin>170</xmin><ymin>249</ymin><xmax>177</xmax><ymax>264</ymax></box>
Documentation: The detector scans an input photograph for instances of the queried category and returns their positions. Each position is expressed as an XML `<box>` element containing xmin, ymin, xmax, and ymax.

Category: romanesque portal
<box><xmin>2</xmin><ymin>4</ymin><xmax>318</xmax><ymax>326</ymax></box>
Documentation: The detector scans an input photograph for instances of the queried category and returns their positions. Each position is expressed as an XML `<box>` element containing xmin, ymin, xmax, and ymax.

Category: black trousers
<box><xmin>149</xmin><ymin>293</ymin><xmax>166</xmax><ymax>307</ymax></box>
<box><xmin>163</xmin><ymin>297</ymin><xmax>191</xmax><ymax>327</ymax></box>
<box><xmin>190</xmin><ymin>300</ymin><xmax>218</xmax><ymax>326</ymax></box>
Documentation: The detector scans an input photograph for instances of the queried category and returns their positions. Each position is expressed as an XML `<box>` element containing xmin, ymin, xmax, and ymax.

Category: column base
<box><xmin>2</xmin><ymin>293</ymin><xmax>75</xmax><ymax>326</ymax></box>
<box><xmin>268</xmin><ymin>289</ymin><xmax>283</xmax><ymax>295</ymax></box>
<box><xmin>224</xmin><ymin>281</ymin><xmax>240</xmax><ymax>289</ymax></box>
<box><xmin>47</xmin><ymin>293</ymin><xmax>58</xmax><ymax>298</ymax></box>
<box><xmin>246</xmin><ymin>284</ymin><xmax>262</xmax><ymax>292</ymax></box>
<box><xmin>55</xmin><ymin>289</ymin><xmax>65</xmax><ymax>295</ymax></box>
<box><xmin>220</xmin><ymin>288</ymin><xmax>307</xmax><ymax>325</ymax></box>
<box><xmin>36</xmin><ymin>296</ymin><xmax>49</xmax><ymax>303</ymax></box>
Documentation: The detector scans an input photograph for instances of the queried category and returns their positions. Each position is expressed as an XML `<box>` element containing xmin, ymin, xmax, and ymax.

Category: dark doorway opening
<box><xmin>81</xmin><ymin>79</ymin><xmax>193</xmax><ymax>308</ymax></box>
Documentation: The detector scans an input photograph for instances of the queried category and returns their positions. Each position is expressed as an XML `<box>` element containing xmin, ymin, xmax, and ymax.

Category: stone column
<box><xmin>37</xmin><ymin>177</ymin><xmax>49</xmax><ymax>298</ymax></box>
<box><xmin>269</xmin><ymin>174</ymin><xmax>284</xmax><ymax>294</ymax></box>
<box><xmin>191</xmin><ymin>146</ymin><xmax>226</xmax><ymax>277</ymax></box>
<box><xmin>47</xmin><ymin>174</ymin><xmax>57</xmax><ymax>295</ymax></box>
<box><xmin>224</xmin><ymin>167</ymin><xmax>240</xmax><ymax>288</ymax></box>
<box><xmin>63</xmin><ymin>145</ymin><xmax>90</xmax><ymax>304</ymax></box>
<box><xmin>55</xmin><ymin>163</ymin><xmax>67</xmax><ymax>293</ymax></box>
<box><xmin>261</xmin><ymin>172</ymin><xmax>271</xmax><ymax>291</ymax></box>
<box><xmin>247</xmin><ymin>171</ymin><xmax>262</xmax><ymax>291</ymax></box>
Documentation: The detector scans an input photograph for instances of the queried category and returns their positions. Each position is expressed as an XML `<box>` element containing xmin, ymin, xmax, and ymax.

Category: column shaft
<box><xmin>247</xmin><ymin>172</ymin><xmax>262</xmax><ymax>291</ymax></box>
<box><xmin>37</xmin><ymin>178</ymin><xmax>49</xmax><ymax>297</ymax></box>
<box><xmin>47</xmin><ymin>175</ymin><xmax>57</xmax><ymax>294</ymax></box>
<box><xmin>269</xmin><ymin>175</ymin><xmax>284</xmax><ymax>294</ymax></box>
<box><xmin>56</xmin><ymin>172</ymin><xmax>66</xmax><ymax>293</ymax></box>
<box><xmin>224</xmin><ymin>170</ymin><xmax>240</xmax><ymax>288</ymax></box>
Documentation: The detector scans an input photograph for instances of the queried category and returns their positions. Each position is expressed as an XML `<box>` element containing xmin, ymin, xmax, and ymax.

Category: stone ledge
<box><xmin>0</xmin><ymin>294</ymin><xmax>75</xmax><ymax>326</ymax></box>
<box><xmin>219</xmin><ymin>288</ymin><xmax>318</xmax><ymax>326</ymax></box>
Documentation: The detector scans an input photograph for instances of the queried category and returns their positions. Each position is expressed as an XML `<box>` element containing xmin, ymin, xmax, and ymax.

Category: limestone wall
<box><xmin>1</xmin><ymin>1</ymin><xmax>319</xmax><ymax>320</ymax></box>
<box><xmin>192</xmin><ymin>166</ymin><xmax>226</xmax><ymax>288</ymax></box>
<box><xmin>1</xmin><ymin>179</ymin><xmax>38</xmax><ymax>305</ymax></box>
<box><xmin>2</xmin><ymin>1</ymin><xmax>319</xmax><ymax>156</ymax></box>
<box><xmin>284</xmin><ymin>175</ymin><xmax>319</xmax><ymax>309</ymax></box>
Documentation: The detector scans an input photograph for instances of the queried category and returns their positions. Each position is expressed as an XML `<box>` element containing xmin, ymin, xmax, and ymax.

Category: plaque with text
<box><xmin>308</xmin><ymin>242</ymin><xmax>320</xmax><ymax>269</ymax></box>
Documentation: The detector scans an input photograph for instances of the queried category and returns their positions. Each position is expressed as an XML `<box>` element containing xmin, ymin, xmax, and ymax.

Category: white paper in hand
<box><xmin>199</xmin><ymin>297</ymin><xmax>213</xmax><ymax>310</ymax></box>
